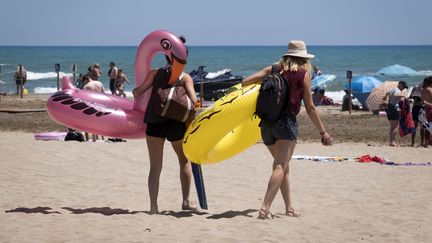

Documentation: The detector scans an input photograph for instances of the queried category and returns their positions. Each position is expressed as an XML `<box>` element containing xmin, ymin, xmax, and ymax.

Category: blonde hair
<box><xmin>278</xmin><ymin>56</ymin><xmax>311</xmax><ymax>79</ymax></box>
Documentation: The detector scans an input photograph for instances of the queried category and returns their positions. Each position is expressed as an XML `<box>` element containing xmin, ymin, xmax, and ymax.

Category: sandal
<box><xmin>286</xmin><ymin>208</ymin><xmax>301</xmax><ymax>217</ymax></box>
<box><xmin>182</xmin><ymin>200</ymin><xmax>198</xmax><ymax>211</ymax></box>
<box><xmin>258</xmin><ymin>208</ymin><xmax>274</xmax><ymax>220</ymax></box>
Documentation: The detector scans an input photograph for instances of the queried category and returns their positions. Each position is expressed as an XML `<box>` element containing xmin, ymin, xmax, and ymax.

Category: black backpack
<box><xmin>255</xmin><ymin>65</ymin><xmax>289</xmax><ymax>122</ymax></box>
<box><xmin>64</xmin><ymin>129</ymin><xmax>84</xmax><ymax>142</ymax></box>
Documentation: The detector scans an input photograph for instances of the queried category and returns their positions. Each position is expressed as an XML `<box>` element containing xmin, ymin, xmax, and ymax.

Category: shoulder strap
<box><xmin>270</xmin><ymin>64</ymin><xmax>279</xmax><ymax>74</ymax></box>
<box><xmin>173</xmin><ymin>72</ymin><xmax>187</xmax><ymax>87</ymax></box>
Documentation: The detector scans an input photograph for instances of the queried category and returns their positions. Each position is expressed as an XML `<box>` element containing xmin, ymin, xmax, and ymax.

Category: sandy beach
<box><xmin>1</xmin><ymin>94</ymin><xmax>431</xmax><ymax>242</ymax></box>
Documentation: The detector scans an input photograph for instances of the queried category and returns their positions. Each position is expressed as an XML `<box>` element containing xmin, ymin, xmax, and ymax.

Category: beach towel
<box><xmin>357</xmin><ymin>154</ymin><xmax>386</xmax><ymax>163</ymax></box>
<box><xmin>419</xmin><ymin>107</ymin><xmax>432</xmax><ymax>133</ymax></box>
<box><xmin>398</xmin><ymin>99</ymin><xmax>415</xmax><ymax>137</ymax></box>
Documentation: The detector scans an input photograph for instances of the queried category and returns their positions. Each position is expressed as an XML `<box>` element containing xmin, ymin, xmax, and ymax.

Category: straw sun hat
<box><xmin>282</xmin><ymin>40</ymin><xmax>314</xmax><ymax>59</ymax></box>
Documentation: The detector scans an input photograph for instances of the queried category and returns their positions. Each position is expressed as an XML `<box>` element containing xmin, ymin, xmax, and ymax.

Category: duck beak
<box><xmin>168</xmin><ymin>53</ymin><xmax>187</xmax><ymax>85</ymax></box>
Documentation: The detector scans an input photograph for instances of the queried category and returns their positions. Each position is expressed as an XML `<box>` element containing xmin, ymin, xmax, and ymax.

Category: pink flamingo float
<box><xmin>46</xmin><ymin>30</ymin><xmax>188</xmax><ymax>139</ymax></box>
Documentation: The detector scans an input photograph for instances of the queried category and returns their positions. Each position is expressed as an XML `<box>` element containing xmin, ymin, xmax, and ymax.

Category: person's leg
<box><xmin>279</xmin><ymin>142</ymin><xmax>299</xmax><ymax>216</ymax></box>
<box><xmin>411</xmin><ymin>121</ymin><xmax>418</xmax><ymax>146</ymax></box>
<box><xmin>389</xmin><ymin>120</ymin><xmax>399</xmax><ymax>146</ymax></box>
<box><xmin>146</xmin><ymin>135</ymin><xmax>165</xmax><ymax>214</ymax></box>
<box><xmin>420</xmin><ymin>127</ymin><xmax>425</xmax><ymax>147</ymax></box>
<box><xmin>259</xmin><ymin>139</ymin><xmax>294</xmax><ymax>217</ymax></box>
<box><xmin>170</xmin><ymin>139</ymin><xmax>195</xmax><ymax>210</ymax></box>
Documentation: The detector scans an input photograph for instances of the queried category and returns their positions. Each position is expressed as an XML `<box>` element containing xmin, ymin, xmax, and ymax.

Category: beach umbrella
<box><xmin>344</xmin><ymin>76</ymin><xmax>382</xmax><ymax>93</ymax></box>
<box><xmin>375</xmin><ymin>64</ymin><xmax>416</xmax><ymax>77</ymax></box>
<box><xmin>366</xmin><ymin>81</ymin><xmax>408</xmax><ymax>111</ymax></box>
<box><xmin>343</xmin><ymin>76</ymin><xmax>382</xmax><ymax>109</ymax></box>
<box><xmin>311</xmin><ymin>74</ymin><xmax>337</xmax><ymax>89</ymax></box>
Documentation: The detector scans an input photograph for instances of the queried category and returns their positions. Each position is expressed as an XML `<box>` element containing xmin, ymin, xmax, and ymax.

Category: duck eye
<box><xmin>160</xmin><ymin>39</ymin><xmax>172</xmax><ymax>50</ymax></box>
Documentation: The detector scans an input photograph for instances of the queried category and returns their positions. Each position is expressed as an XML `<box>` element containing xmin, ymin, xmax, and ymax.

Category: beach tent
<box><xmin>311</xmin><ymin>74</ymin><xmax>337</xmax><ymax>89</ymax></box>
<box><xmin>366</xmin><ymin>81</ymin><xmax>408</xmax><ymax>112</ymax></box>
<box><xmin>344</xmin><ymin>76</ymin><xmax>382</xmax><ymax>109</ymax></box>
<box><xmin>375</xmin><ymin>64</ymin><xmax>416</xmax><ymax>77</ymax></box>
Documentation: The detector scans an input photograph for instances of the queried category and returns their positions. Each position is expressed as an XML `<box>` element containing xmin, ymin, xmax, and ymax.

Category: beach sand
<box><xmin>1</xmin><ymin>94</ymin><xmax>431</xmax><ymax>242</ymax></box>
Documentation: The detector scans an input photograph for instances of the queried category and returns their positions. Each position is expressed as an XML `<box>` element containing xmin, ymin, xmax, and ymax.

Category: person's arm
<box><xmin>124</xmin><ymin>74</ymin><xmax>131</xmax><ymax>84</ymax></box>
<box><xmin>302</xmin><ymin>72</ymin><xmax>332</xmax><ymax>145</ymax></box>
<box><xmin>382</xmin><ymin>91</ymin><xmax>390</xmax><ymax>102</ymax></box>
<box><xmin>132</xmin><ymin>70</ymin><xmax>157</xmax><ymax>97</ymax></box>
<box><xmin>241</xmin><ymin>66</ymin><xmax>272</xmax><ymax>87</ymax></box>
<box><xmin>422</xmin><ymin>88</ymin><xmax>432</xmax><ymax>107</ymax></box>
<box><xmin>182</xmin><ymin>73</ymin><xmax>198</xmax><ymax>105</ymax></box>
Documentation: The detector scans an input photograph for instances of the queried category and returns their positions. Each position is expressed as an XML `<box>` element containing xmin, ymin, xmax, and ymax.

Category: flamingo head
<box><xmin>159</xmin><ymin>34</ymin><xmax>188</xmax><ymax>85</ymax></box>
<box><xmin>135</xmin><ymin>30</ymin><xmax>188</xmax><ymax>87</ymax></box>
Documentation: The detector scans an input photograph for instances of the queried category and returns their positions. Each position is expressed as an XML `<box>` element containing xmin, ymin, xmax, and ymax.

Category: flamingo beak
<box><xmin>168</xmin><ymin>53</ymin><xmax>187</xmax><ymax>85</ymax></box>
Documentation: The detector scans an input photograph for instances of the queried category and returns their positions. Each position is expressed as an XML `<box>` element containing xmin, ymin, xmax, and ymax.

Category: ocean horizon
<box><xmin>1</xmin><ymin>45</ymin><xmax>431</xmax><ymax>99</ymax></box>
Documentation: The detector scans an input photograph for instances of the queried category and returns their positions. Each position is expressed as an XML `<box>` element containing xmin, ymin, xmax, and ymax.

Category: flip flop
<box><xmin>258</xmin><ymin>208</ymin><xmax>274</xmax><ymax>220</ymax></box>
<box><xmin>286</xmin><ymin>208</ymin><xmax>301</xmax><ymax>217</ymax></box>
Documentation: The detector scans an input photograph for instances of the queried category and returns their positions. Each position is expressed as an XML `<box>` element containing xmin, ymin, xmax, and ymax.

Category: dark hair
<box><xmin>319</xmin><ymin>89</ymin><xmax>325</xmax><ymax>95</ymax></box>
<box><xmin>82</xmin><ymin>74</ymin><xmax>90</xmax><ymax>81</ymax></box>
<box><xmin>423</xmin><ymin>76</ymin><xmax>432</xmax><ymax>88</ymax></box>
<box><xmin>398</xmin><ymin>80</ymin><xmax>408</xmax><ymax>90</ymax></box>
<box><xmin>110</xmin><ymin>62</ymin><xmax>115</xmax><ymax>66</ymax></box>
<box><xmin>179</xmin><ymin>35</ymin><xmax>186</xmax><ymax>43</ymax></box>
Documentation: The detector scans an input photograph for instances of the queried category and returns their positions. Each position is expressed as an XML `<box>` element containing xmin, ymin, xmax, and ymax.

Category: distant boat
<box><xmin>311</xmin><ymin>74</ymin><xmax>337</xmax><ymax>89</ymax></box>
<box><xmin>190</xmin><ymin>66</ymin><xmax>244</xmax><ymax>100</ymax></box>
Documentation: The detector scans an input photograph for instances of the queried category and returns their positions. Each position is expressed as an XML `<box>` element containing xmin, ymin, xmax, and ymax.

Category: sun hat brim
<box><xmin>282</xmin><ymin>53</ymin><xmax>315</xmax><ymax>59</ymax></box>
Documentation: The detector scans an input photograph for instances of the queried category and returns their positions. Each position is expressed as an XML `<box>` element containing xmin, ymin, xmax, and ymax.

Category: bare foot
<box><xmin>286</xmin><ymin>208</ymin><xmax>301</xmax><ymax>217</ymax></box>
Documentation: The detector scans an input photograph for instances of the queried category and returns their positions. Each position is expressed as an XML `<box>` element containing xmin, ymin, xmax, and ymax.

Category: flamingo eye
<box><xmin>160</xmin><ymin>39</ymin><xmax>172</xmax><ymax>50</ymax></box>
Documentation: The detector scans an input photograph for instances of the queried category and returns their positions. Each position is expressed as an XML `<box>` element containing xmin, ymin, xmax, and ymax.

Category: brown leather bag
<box><xmin>153</xmin><ymin>73</ymin><xmax>196</xmax><ymax>123</ymax></box>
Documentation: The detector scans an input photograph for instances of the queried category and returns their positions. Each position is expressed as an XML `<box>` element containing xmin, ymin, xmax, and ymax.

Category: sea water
<box><xmin>1</xmin><ymin>46</ymin><xmax>431</xmax><ymax>99</ymax></box>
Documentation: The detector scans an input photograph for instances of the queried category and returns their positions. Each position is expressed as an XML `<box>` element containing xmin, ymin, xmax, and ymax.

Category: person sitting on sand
<box><xmin>114</xmin><ymin>69</ymin><xmax>131</xmax><ymax>97</ymax></box>
<box><xmin>313</xmin><ymin>88</ymin><xmax>333</xmax><ymax>106</ymax></box>
<box><xmin>382</xmin><ymin>80</ymin><xmax>408</xmax><ymax>147</ymax></box>
<box><xmin>342</xmin><ymin>89</ymin><xmax>360</xmax><ymax>111</ymax></box>
<box><xmin>242</xmin><ymin>40</ymin><xmax>332</xmax><ymax>219</ymax></box>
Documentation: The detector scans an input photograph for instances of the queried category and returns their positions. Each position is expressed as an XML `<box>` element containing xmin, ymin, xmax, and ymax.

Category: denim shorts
<box><xmin>260</xmin><ymin>116</ymin><xmax>298</xmax><ymax>145</ymax></box>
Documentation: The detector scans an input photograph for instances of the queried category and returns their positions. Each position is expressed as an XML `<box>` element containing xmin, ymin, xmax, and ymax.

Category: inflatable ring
<box><xmin>183</xmin><ymin>84</ymin><xmax>262</xmax><ymax>164</ymax></box>
<box><xmin>46</xmin><ymin>30</ymin><xmax>188</xmax><ymax>139</ymax></box>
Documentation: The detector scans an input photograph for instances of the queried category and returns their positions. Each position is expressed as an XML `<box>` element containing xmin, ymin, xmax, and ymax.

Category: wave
<box><xmin>27</xmin><ymin>71</ymin><xmax>72</xmax><ymax>80</ymax></box>
<box><xmin>34</xmin><ymin>87</ymin><xmax>59</xmax><ymax>94</ymax></box>
<box><xmin>0</xmin><ymin>80</ymin><xmax>5</xmax><ymax>84</ymax></box>
<box><xmin>416</xmin><ymin>70</ymin><xmax>432</xmax><ymax>76</ymax></box>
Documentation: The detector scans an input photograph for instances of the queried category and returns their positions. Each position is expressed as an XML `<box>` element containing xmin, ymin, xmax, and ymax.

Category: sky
<box><xmin>1</xmin><ymin>0</ymin><xmax>431</xmax><ymax>46</ymax></box>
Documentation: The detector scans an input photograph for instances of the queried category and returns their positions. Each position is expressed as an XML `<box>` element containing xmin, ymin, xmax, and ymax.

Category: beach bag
<box><xmin>255</xmin><ymin>65</ymin><xmax>289</xmax><ymax>122</ymax></box>
<box><xmin>64</xmin><ymin>129</ymin><xmax>84</xmax><ymax>142</ymax></box>
<box><xmin>153</xmin><ymin>73</ymin><xmax>196</xmax><ymax>123</ymax></box>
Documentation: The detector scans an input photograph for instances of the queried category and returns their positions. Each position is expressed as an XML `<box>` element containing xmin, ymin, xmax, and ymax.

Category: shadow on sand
<box><xmin>5</xmin><ymin>207</ymin><xmax>258</xmax><ymax>219</ymax></box>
